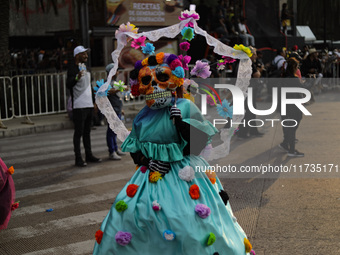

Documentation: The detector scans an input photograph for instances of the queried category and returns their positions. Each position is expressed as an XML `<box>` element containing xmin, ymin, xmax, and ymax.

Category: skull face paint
<box><xmin>138</xmin><ymin>65</ymin><xmax>177</xmax><ymax>109</ymax></box>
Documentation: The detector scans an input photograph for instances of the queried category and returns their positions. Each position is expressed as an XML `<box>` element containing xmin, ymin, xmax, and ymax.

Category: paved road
<box><xmin>0</xmin><ymin>89</ymin><xmax>340</xmax><ymax>255</ymax></box>
<box><xmin>0</xmin><ymin>126</ymin><xmax>136</xmax><ymax>254</ymax></box>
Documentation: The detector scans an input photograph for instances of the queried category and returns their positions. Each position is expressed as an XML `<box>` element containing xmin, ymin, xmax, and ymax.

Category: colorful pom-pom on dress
<box><xmin>93</xmin><ymin>99</ymin><xmax>251</xmax><ymax>255</ymax></box>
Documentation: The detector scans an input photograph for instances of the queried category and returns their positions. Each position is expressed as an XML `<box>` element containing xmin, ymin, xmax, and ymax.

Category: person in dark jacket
<box><xmin>105</xmin><ymin>64</ymin><xmax>126</xmax><ymax>160</ymax></box>
<box><xmin>279</xmin><ymin>58</ymin><xmax>304</xmax><ymax>157</ymax></box>
<box><xmin>66</xmin><ymin>46</ymin><xmax>101</xmax><ymax>167</ymax></box>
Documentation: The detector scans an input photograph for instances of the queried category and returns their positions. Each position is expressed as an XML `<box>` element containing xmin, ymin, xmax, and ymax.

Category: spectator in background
<box><xmin>105</xmin><ymin>63</ymin><xmax>126</xmax><ymax>160</ymax></box>
<box><xmin>238</xmin><ymin>17</ymin><xmax>255</xmax><ymax>47</ymax></box>
<box><xmin>272</xmin><ymin>47</ymin><xmax>286</xmax><ymax>71</ymax></box>
<box><xmin>66</xmin><ymin>46</ymin><xmax>102</xmax><ymax>167</ymax></box>
<box><xmin>278</xmin><ymin>58</ymin><xmax>304</xmax><ymax>157</ymax></box>
<box><xmin>281</xmin><ymin>3</ymin><xmax>292</xmax><ymax>35</ymax></box>
<box><xmin>212</xmin><ymin>2</ymin><xmax>230</xmax><ymax>44</ymax></box>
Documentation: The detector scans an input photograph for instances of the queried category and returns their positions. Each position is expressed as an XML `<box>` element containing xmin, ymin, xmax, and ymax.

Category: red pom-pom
<box><xmin>140</xmin><ymin>166</ymin><xmax>147</xmax><ymax>173</ymax></box>
<box><xmin>95</xmin><ymin>230</ymin><xmax>104</xmax><ymax>244</ymax></box>
<box><xmin>169</xmin><ymin>59</ymin><xmax>182</xmax><ymax>70</ymax></box>
<box><xmin>11</xmin><ymin>202</ymin><xmax>19</xmax><ymax>211</ymax></box>
<box><xmin>126</xmin><ymin>184</ymin><xmax>139</xmax><ymax>197</ymax></box>
<box><xmin>189</xmin><ymin>184</ymin><xmax>200</xmax><ymax>199</ymax></box>
<box><xmin>131</xmin><ymin>85</ymin><xmax>140</xmax><ymax>97</ymax></box>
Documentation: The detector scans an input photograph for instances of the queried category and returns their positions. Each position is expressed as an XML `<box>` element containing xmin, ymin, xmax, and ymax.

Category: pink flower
<box><xmin>178</xmin><ymin>55</ymin><xmax>191</xmax><ymax>70</ymax></box>
<box><xmin>179</xmin><ymin>10</ymin><xmax>200</xmax><ymax>21</ymax></box>
<box><xmin>131</xmin><ymin>36</ymin><xmax>146</xmax><ymax>49</ymax></box>
<box><xmin>222</xmin><ymin>56</ymin><xmax>236</xmax><ymax>63</ymax></box>
<box><xmin>207</xmin><ymin>95</ymin><xmax>217</xmax><ymax>106</ymax></box>
<box><xmin>179</xmin><ymin>42</ymin><xmax>190</xmax><ymax>51</ymax></box>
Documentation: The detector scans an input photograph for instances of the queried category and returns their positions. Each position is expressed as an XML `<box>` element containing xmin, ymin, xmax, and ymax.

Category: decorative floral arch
<box><xmin>95</xmin><ymin>10</ymin><xmax>252</xmax><ymax>161</ymax></box>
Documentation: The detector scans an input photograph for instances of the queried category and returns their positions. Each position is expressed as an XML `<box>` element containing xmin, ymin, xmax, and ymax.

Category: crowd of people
<box><xmin>0</xmin><ymin>47</ymin><xmax>72</xmax><ymax>76</ymax></box>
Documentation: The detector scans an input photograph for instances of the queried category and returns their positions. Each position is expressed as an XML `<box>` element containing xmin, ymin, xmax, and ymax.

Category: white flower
<box><xmin>178</xmin><ymin>166</ymin><xmax>195</xmax><ymax>182</ymax></box>
<box><xmin>152</xmin><ymin>200</ymin><xmax>161</xmax><ymax>211</ymax></box>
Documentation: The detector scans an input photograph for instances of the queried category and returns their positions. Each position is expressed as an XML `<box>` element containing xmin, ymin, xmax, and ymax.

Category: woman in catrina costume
<box><xmin>93</xmin><ymin>52</ymin><xmax>254</xmax><ymax>255</ymax></box>
<box><xmin>0</xmin><ymin>157</ymin><xmax>17</xmax><ymax>231</ymax></box>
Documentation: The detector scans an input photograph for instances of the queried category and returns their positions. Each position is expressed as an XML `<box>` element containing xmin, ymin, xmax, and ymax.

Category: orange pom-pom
<box><xmin>205</xmin><ymin>169</ymin><xmax>216</xmax><ymax>179</ymax></box>
<box><xmin>209</xmin><ymin>178</ymin><xmax>216</xmax><ymax>184</ymax></box>
<box><xmin>156</xmin><ymin>52</ymin><xmax>164</xmax><ymax>64</ymax></box>
<box><xmin>95</xmin><ymin>230</ymin><xmax>104</xmax><ymax>244</ymax></box>
<box><xmin>189</xmin><ymin>184</ymin><xmax>200</xmax><ymax>199</ymax></box>
<box><xmin>136</xmin><ymin>165</ymin><xmax>140</xmax><ymax>171</ymax></box>
<box><xmin>8</xmin><ymin>166</ymin><xmax>14</xmax><ymax>175</ymax></box>
<box><xmin>126</xmin><ymin>184</ymin><xmax>139</xmax><ymax>197</ymax></box>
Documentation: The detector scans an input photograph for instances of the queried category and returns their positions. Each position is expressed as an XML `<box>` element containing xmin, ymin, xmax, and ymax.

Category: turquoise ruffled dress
<box><xmin>93</xmin><ymin>99</ymin><xmax>251</xmax><ymax>255</ymax></box>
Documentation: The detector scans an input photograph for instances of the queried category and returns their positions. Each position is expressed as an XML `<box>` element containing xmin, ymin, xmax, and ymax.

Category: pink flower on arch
<box><xmin>131</xmin><ymin>36</ymin><xmax>146</xmax><ymax>49</ymax></box>
<box><xmin>178</xmin><ymin>55</ymin><xmax>191</xmax><ymax>70</ymax></box>
<box><xmin>179</xmin><ymin>42</ymin><xmax>190</xmax><ymax>51</ymax></box>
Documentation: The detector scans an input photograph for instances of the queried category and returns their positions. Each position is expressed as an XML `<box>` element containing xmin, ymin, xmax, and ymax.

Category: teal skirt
<box><xmin>93</xmin><ymin>155</ymin><xmax>249</xmax><ymax>255</ymax></box>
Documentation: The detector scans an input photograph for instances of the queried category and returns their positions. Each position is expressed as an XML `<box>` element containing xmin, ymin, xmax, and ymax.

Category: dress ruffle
<box><xmin>122</xmin><ymin>137</ymin><xmax>186</xmax><ymax>162</ymax></box>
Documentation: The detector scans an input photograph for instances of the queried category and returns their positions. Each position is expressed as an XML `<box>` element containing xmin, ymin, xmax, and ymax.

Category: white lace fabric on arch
<box><xmin>95</xmin><ymin>17</ymin><xmax>252</xmax><ymax>161</ymax></box>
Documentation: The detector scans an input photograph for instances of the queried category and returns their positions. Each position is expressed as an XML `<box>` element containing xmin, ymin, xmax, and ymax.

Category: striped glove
<box><xmin>169</xmin><ymin>105</ymin><xmax>181</xmax><ymax>119</ymax></box>
<box><xmin>149</xmin><ymin>160</ymin><xmax>171</xmax><ymax>175</ymax></box>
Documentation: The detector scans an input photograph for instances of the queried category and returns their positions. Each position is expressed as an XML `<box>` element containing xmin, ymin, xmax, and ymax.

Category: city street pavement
<box><xmin>0</xmin><ymin>90</ymin><xmax>339</xmax><ymax>255</ymax></box>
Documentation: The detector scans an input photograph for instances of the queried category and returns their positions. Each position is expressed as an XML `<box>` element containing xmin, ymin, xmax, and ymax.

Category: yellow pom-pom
<box><xmin>244</xmin><ymin>238</ymin><xmax>252</xmax><ymax>253</ymax></box>
<box><xmin>233</xmin><ymin>44</ymin><xmax>253</xmax><ymax>58</ymax></box>
<box><xmin>149</xmin><ymin>171</ymin><xmax>162</xmax><ymax>183</ymax></box>
<box><xmin>142</xmin><ymin>58</ymin><xmax>148</xmax><ymax>66</ymax></box>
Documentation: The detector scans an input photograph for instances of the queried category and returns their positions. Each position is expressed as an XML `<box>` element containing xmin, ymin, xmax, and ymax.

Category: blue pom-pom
<box><xmin>172</xmin><ymin>66</ymin><xmax>185</xmax><ymax>78</ymax></box>
<box><xmin>163</xmin><ymin>230</ymin><xmax>175</xmax><ymax>241</ymax></box>
<box><xmin>141</xmin><ymin>43</ymin><xmax>155</xmax><ymax>55</ymax></box>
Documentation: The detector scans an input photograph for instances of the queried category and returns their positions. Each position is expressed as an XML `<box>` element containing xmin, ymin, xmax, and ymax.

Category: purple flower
<box><xmin>134</xmin><ymin>60</ymin><xmax>143</xmax><ymax>70</ymax></box>
<box><xmin>195</xmin><ymin>204</ymin><xmax>211</xmax><ymax>219</ymax></box>
<box><xmin>167</xmin><ymin>54</ymin><xmax>178</xmax><ymax>65</ymax></box>
<box><xmin>190</xmin><ymin>60</ymin><xmax>211</xmax><ymax>79</ymax></box>
<box><xmin>129</xmin><ymin>78</ymin><xmax>138</xmax><ymax>86</ymax></box>
<box><xmin>115</xmin><ymin>231</ymin><xmax>132</xmax><ymax>246</ymax></box>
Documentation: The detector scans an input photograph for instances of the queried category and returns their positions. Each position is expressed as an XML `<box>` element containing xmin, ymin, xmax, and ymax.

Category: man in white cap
<box><xmin>66</xmin><ymin>45</ymin><xmax>101</xmax><ymax>167</ymax></box>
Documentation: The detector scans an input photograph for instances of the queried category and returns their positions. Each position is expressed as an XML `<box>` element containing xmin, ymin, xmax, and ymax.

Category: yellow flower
<box><xmin>149</xmin><ymin>171</ymin><xmax>162</xmax><ymax>183</ymax></box>
<box><xmin>126</xmin><ymin>23</ymin><xmax>138</xmax><ymax>34</ymax></box>
<box><xmin>244</xmin><ymin>238</ymin><xmax>252</xmax><ymax>253</ymax></box>
<box><xmin>233</xmin><ymin>44</ymin><xmax>253</xmax><ymax>58</ymax></box>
